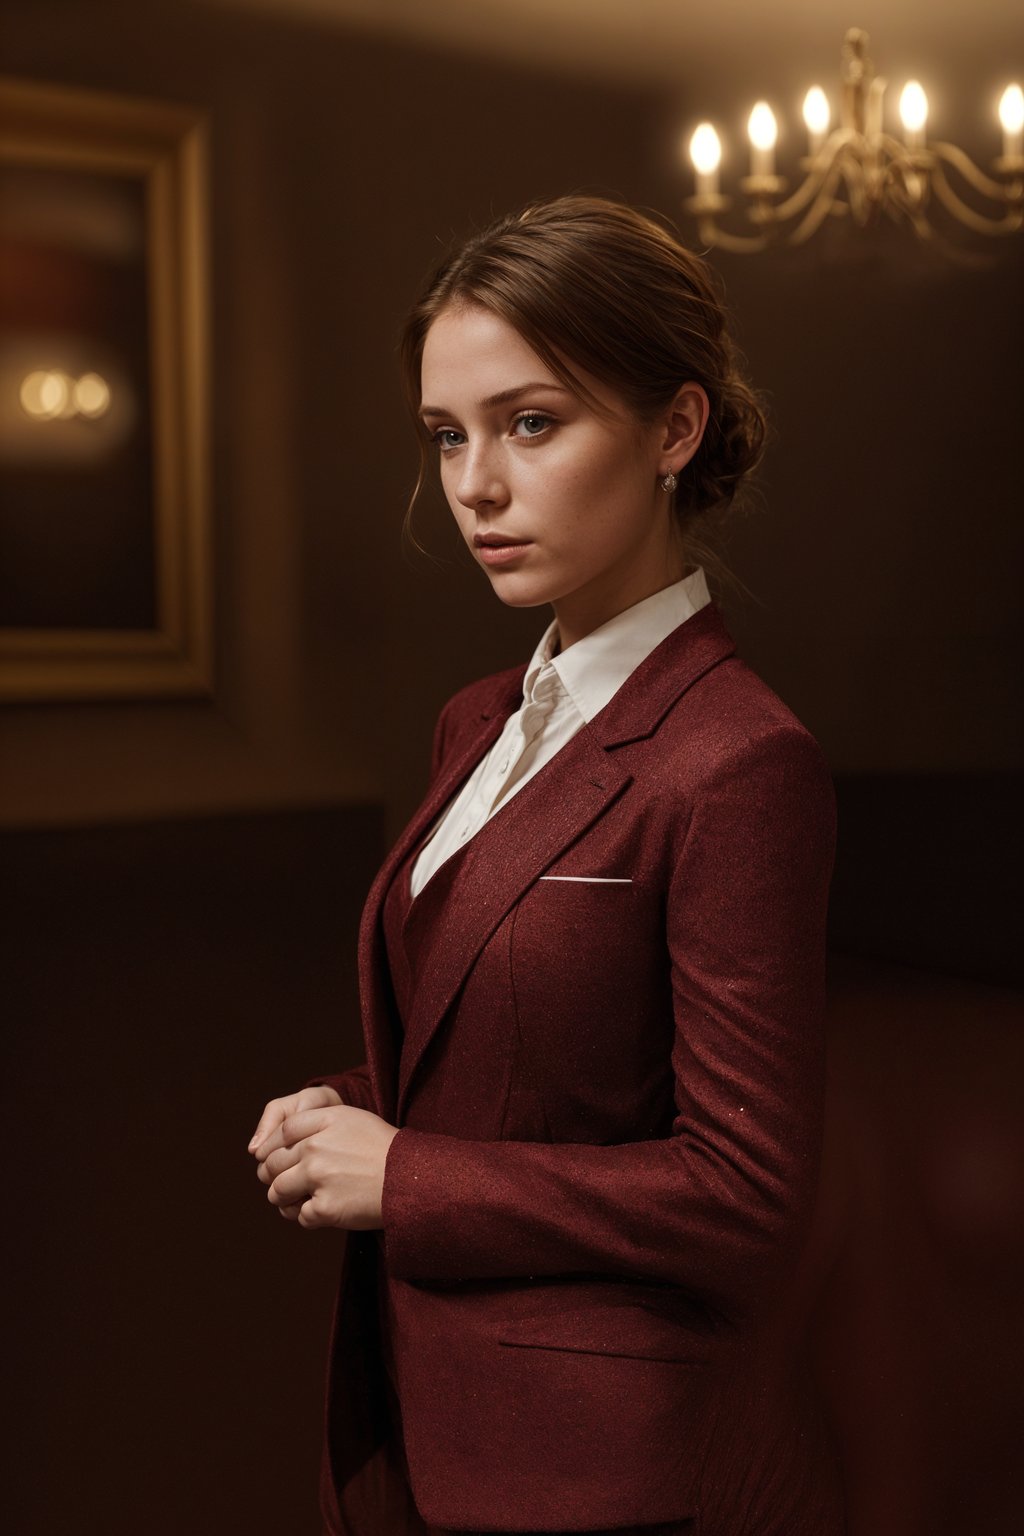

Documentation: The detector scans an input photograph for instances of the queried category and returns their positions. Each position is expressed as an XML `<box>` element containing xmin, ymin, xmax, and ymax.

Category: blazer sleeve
<box><xmin>304</xmin><ymin>1064</ymin><xmax>377</xmax><ymax>1114</ymax></box>
<box><xmin>380</xmin><ymin>725</ymin><xmax>836</xmax><ymax>1324</ymax></box>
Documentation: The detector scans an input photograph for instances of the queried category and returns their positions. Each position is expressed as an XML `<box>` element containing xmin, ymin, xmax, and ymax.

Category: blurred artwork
<box><xmin>0</xmin><ymin>162</ymin><xmax>156</xmax><ymax>630</ymax></box>
<box><xmin>0</xmin><ymin>80</ymin><xmax>211</xmax><ymax>699</ymax></box>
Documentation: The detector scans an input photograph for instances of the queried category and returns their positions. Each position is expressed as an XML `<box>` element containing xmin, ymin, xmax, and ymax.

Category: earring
<box><xmin>661</xmin><ymin>471</ymin><xmax>678</xmax><ymax>494</ymax></box>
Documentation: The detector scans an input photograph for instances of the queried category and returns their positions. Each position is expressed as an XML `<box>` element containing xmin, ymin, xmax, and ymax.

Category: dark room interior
<box><xmin>2</xmin><ymin>2</ymin><xmax>1022</xmax><ymax>1533</ymax></box>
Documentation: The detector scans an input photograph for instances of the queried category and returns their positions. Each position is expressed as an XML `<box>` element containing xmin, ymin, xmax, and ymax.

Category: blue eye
<box><xmin>513</xmin><ymin>412</ymin><xmax>552</xmax><ymax>438</ymax></box>
<box><xmin>433</xmin><ymin>428</ymin><xmax>465</xmax><ymax>452</ymax></box>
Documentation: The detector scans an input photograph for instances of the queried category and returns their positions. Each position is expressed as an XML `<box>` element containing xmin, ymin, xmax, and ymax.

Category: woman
<box><xmin>249</xmin><ymin>197</ymin><xmax>845</xmax><ymax>1536</ymax></box>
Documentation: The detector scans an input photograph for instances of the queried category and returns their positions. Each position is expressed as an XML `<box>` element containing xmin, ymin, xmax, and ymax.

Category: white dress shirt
<box><xmin>410</xmin><ymin>567</ymin><xmax>712</xmax><ymax>897</ymax></box>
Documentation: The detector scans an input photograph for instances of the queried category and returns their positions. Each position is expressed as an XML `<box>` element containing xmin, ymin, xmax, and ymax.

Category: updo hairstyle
<box><xmin>400</xmin><ymin>195</ymin><xmax>767</xmax><ymax>563</ymax></box>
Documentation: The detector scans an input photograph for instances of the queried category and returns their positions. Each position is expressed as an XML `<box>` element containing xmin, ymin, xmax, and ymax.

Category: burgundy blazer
<box><xmin>314</xmin><ymin>602</ymin><xmax>843</xmax><ymax>1535</ymax></box>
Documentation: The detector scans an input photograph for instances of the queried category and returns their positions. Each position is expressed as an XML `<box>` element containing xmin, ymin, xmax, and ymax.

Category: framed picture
<box><xmin>0</xmin><ymin>77</ymin><xmax>211</xmax><ymax>700</ymax></box>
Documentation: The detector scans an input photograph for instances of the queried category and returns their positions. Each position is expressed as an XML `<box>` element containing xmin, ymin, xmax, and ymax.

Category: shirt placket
<box><xmin>488</xmin><ymin>672</ymin><xmax>559</xmax><ymax>813</ymax></box>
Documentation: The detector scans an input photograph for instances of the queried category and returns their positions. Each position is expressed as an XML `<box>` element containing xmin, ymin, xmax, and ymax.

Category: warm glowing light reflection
<box><xmin>74</xmin><ymin>372</ymin><xmax>111</xmax><ymax>418</ymax></box>
<box><xmin>20</xmin><ymin>369</ymin><xmax>112</xmax><ymax>421</ymax></box>
<box><xmin>21</xmin><ymin>370</ymin><xmax>71</xmax><ymax>420</ymax></box>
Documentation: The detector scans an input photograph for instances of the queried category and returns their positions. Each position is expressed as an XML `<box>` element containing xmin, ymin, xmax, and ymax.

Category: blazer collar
<box><xmin>478</xmin><ymin>601</ymin><xmax>735</xmax><ymax>734</ymax></box>
<box><xmin>589</xmin><ymin>600</ymin><xmax>735</xmax><ymax>747</ymax></box>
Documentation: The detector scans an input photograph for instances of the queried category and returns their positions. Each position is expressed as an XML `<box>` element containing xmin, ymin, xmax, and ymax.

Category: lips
<box><xmin>473</xmin><ymin>533</ymin><xmax>534</xmax><ymax>567</ymax></box>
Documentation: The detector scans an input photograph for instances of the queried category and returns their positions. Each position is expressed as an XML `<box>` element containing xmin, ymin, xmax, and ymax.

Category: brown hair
<box><xmin>400</xmin><ymin>195</ymin><xmax>767</xmax><ymax>569</ymax></box>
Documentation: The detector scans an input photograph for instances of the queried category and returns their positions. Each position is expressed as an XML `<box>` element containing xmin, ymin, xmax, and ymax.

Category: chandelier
<box><xmin>684</xmin><ymin>28</ymin><xmax>1024</xmax><ymax>251</ymax></box>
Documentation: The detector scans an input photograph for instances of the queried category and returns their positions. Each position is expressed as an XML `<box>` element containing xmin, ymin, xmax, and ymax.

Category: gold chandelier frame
<box><xmin>684</xmin><ymin>28</ymin><xmax>1024</xmax><ymax>252</ymax></box>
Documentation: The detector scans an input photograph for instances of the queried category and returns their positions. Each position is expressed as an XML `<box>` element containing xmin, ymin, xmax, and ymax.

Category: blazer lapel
<box><xmin>358</xmin><ymin>684</ymin><xmax>521</xmax><ymax>1117</ymax></box>
<box><xmin>589</xmin><ymin>600</ymin><xmax>736</xmax><ymax>749</ymax></box>
<box><xmin>396</xmin><ymin>727</ymin><xmax>631</xmax><ymax>1118</ymax></box>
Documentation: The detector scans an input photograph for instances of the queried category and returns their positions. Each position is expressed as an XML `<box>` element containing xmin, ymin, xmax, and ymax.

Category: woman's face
<box><xmin>419</xmin><ymin>304</ymin><xmax>696</xmax><ymax>647</ymax></box>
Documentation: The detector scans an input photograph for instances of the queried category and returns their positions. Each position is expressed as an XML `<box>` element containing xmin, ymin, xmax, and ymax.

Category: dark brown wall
<box><xmin>692</xmin><ymin>223</ymin><xmax>1023</xmax><ymax>987</ymax></box>
<box><xmin>687</xmin><ymin>227</ymin><xmax>1023</xmax><ymax>778</ymax></box>
<box><xmin>1</xmin><ymin>0</ymin><xmax>672</xmax><ymax>835</ymax></box>
<box><xmin>5</xmin><ymin>805</ymin><xmax>381</xmax><ymax>1535</ymax></box>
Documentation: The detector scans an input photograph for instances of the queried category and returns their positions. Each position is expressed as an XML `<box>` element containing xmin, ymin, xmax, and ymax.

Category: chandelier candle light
<box><xmin>684</xmin><ymin>28</ymin><xmax>1024</xmax><ymax>250</ymax></box>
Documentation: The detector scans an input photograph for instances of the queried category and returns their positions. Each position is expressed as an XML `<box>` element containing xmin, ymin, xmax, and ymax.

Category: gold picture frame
<box><xmin>0</xmin><ymin>78</ymin><xmax>211</xmax><ymax>700</ymax></box>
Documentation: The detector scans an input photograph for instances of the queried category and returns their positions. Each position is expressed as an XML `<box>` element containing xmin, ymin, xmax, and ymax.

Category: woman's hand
<box><xmin>250</xmin><ymin>1098</ymin><xmax>399</xmax><ymax>1230</ymax></box>
<box><xmin>248</xmin><ymin>1083</ymin><xmax>343</xmax><ymax>1153</ymax></box>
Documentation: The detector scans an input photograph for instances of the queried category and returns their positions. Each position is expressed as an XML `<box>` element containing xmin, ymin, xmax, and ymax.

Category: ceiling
<box><xmin>201</xmin><ymin>0</ymin><xmax>1022</xmax><ymax>96</ymax></box>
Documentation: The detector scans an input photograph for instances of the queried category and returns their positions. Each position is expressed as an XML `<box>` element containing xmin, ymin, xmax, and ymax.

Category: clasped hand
<box><xmin>248</xmin><ymin>1084</ymin><xmax>398</xmax><ymax>1230</ymax></box>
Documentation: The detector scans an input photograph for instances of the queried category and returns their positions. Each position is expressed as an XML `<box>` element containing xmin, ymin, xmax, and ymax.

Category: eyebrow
<box><xmin>419</xmin><ymin>382</ymin><xmax>571</xmax><ymax>418</ymax></box>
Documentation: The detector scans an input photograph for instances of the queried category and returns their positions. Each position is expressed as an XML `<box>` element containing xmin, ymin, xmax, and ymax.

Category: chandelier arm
<box><xmin>836</xmin><ymin>139</ymin><xmax>878</xmax><ymax>225</ymax></box>
<box><xmin>770</xmin><ymin>157</ymin><xmax>842</xmax><ymax>223</ymax></box>
<box><xmin>895</xmin><ymin>194</ymin><xmax>936</xmax><ymax>239</ymax></box>
<box><xmin>762</xmin><ymin>137</ymin><xmax>867</xmax><ymax>236</ymax></box>
<box><xmin>929</xmin><ymin>140</ymin><xmax>1020</xmax><ymax>202</ymax></box>
<box><xmin>876</xmin><ymin>131</ymin><xmax>915</xmax><ymax>164</ymax></box>
<box><xmin>885</xmin><ymin>156</ymin><xmax>930</xmax><ymax>216</ymax></box>
<box><xmin>930</xmin><ymin>161</ymin><xmax>1024</xmax><ymax>234</ymax></box>
<box><xmin>788</xmin><ymin>155</ymin><xmax>853</xmax><ymax>244</ymax></box>
<box><xmin>693</xmin><ymin>214</ymin><xmax>769</xmax><ymax>254</ymax></box>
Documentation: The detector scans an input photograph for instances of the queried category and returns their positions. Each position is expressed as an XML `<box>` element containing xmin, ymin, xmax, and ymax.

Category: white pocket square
<box><xmin>539</xmin><ymin>875</ymin><xmax>632</xmax><ymax>884</ymax></box>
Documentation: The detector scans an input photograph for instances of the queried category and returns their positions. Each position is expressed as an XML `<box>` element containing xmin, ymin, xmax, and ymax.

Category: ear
<box><xmin>658</xmin><ymin>382</ymin><xmax>710</xmax><ymax>476</ymax></box>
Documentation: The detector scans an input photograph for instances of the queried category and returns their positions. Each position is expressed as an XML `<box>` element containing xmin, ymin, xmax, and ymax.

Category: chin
<box><xmin>484</xmin><ymin>574</ymin><xmax>558</xmax><ymax>610</ymax></box>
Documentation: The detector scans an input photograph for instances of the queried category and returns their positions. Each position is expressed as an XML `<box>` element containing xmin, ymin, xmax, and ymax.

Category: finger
<box><xmin>278</xmin><ymin>1202</ymin><xmax>304</xmax><ymax>1222</ymax></box>
<box><xmin>268</xmin><ymin>1165</ymin><xmax>313</xmax><ymax>1208</ymax></box>
<box><xmin>249</xmin><ymin>1085</ymin><xmax>342</xmax><ymax>1152</ymax></box>
<box><xmin>277</xmin><ymin>1107</ymin><xmax>336</xmax><ymax>1152</ymax></box>
<box><xmin>253</xmin><ymin>1115</ymin><xmax>299</xmax><ymax>1164</ymax></box>
<box><xmin>254</xmin><ymin>1105</ymin><xmax>333</xmax><ymax>1163</ymax></box>
<box><xmin>248</xmin><ymin>1094</ymin><xmax>296</xmax><ymax>1154</ymax></box>
<box><xmin>257</xmin><ymin>1143</ymin><xmax>302</xmax><ymax>1186</ymax></box>
<box><xmin>298</xmin><ymin>1197</ymin><xmax>326</xmax><ymax>1229</ymax></box>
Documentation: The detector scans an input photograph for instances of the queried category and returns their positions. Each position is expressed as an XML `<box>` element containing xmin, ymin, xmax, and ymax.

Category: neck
<box><xmin>553</xmin><ymin>556</ymin><xmax>691</xmax><ymax>652</ymax></box>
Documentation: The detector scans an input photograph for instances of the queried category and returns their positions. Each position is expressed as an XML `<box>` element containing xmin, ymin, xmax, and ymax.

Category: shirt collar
<box><xmin>521</xmin><ymin>567</ymin><xmax>711</xmax><ymax>724</ymax></box>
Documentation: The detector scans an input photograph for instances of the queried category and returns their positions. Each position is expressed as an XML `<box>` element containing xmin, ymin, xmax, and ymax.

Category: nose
<box><xmin>452</xmin><ymin>439</ymin><xmax>508</xmax><ymax>512</ymax></box>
